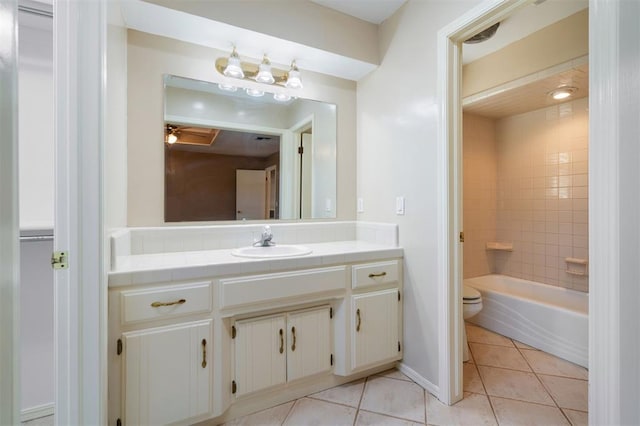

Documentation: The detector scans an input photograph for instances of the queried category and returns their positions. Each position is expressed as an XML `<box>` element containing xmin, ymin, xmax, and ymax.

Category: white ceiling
<box><xmin>463</xmin><ymin>58</ymin><xmax>588</xmax><ymax>119</ymax></box>
<box><xmin>310</xmin><ymin>0</ymin><xmax>407</xmax><ymax>24</ymax></box>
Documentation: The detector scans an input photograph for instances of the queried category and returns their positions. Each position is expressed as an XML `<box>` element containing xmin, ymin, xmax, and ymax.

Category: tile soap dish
<box><xmin>485</xmin><ymin>242</ymin><xmax>513</xmax><ymax>251</ymax></box>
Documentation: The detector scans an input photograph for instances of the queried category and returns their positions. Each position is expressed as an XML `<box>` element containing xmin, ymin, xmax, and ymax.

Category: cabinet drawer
<box><xmin>120</xmin><ymin>281</ymin><xmax>212</xmax><ymax>325</ymax></box>
<box><xmin>352</xmin><ymin>260</ymin><xmax>399</xmax><ymax>289</ymax></box>
<box><xmin>220</xmin><ymin>266</ymin><xmax>346</xmax><ymax>309</ymax></box>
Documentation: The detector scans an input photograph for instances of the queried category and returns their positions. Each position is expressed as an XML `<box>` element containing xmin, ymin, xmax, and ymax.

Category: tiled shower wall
<box><xmin>463</xmin><ymin>97</ymin><xmax>589</xmax><ymax>292</ymax></box>
<box><xmin>463</xmin><ymin>114</ymin><xmax>497</xmax><ymax>278</ymax></box>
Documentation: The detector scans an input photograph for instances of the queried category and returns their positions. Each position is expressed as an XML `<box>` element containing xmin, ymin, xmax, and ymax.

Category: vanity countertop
<box><xmin>109</xmin><ymin>240</ymin><xmax>403</xmax><ymax>288</ymax></box>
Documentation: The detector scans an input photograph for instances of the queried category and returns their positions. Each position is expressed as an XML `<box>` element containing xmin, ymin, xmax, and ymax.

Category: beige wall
<box><xmin>463</xmin><ymin>114</ymin><xmax>497</xmax><ymax>279</ymax></box>
<box><xmin>127</xmin><ymin>30</ymin><xmax>356</xmax><ymax>226</ymax></box>
<box><xmin>494</xmin><ymin>97</ymin><xmax>589</xmax><ymax>292</ymax></box>
<box><xmin>357</xmin><ymin>0</ymin><xmax>483</xmax><ymax>387</ymax></box>
<box><xmin>463</xmin><ymin>9</ymin><xmax>588</xmax><ymax>98</ymax></box>
<box><xmin>146</xmin><ymin>0</ymin><xmax>379</xmax><ymax>66</ymax></box>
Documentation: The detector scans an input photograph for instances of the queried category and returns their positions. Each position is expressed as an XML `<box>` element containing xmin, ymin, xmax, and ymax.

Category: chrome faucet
<box><xmin>254</xmin><ymin>225</ymin><xmax>275</xmax><ymax>247</ymax></box>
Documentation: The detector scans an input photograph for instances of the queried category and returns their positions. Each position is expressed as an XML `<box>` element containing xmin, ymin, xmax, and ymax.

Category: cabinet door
<box><xmin>287</xmin><ymin>306</ymin><xmax>332</xmax><ymax>382</ymax></box>
<box><xmin>234</xmin><ymin>314</ymin><xmax>286</xmax><ymax>396</ymax></box>
<box><xmin>352</xmin><ymin>289</ymin><xmax>400</xmax><ymax>371</ymax></box>
<box><xmin>123</xmin><ymin>320</ymin><xmax>212</xmax><ymax>425</ymax></box>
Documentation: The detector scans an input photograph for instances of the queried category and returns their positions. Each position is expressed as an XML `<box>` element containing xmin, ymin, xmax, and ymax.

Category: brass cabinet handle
<box><xmin>356</xmin><ymin>309</ymin><xmax>361</xmax><ymax>332</ymax></box>
<box><xmin>368</xmin><ymin>272</ymin><xmax>387</xmax><ymax>278</ymax></box>
<box><xmin>291</xmin><ymin>326</ymin><xmax>296</xmax><ymax>352</ymax></box>
<box><xmin>201</xmin><ymin>339</ymin><xmax>207</xmax><ymax>368</ymax></box>
<box><xmin>150</xmin><ymin>298</ymin><xmax>186</xmax><ymax>308</ymax></box>
<box><xmin>279</xmin><ymin>329</ymin><xmax>284</xmax><ymax>354</ymax></box>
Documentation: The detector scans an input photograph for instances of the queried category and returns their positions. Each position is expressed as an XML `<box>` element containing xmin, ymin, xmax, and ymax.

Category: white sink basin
<box><xmin>231</xmin><ymin>245</ymin><xmax>313</xmax><ymax>259</ymax></box>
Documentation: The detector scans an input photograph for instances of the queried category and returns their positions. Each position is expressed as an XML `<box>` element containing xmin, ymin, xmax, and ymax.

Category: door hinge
<box><xmin>398</xmin><ymin>341</ymin><xmax>401</xmax><ymax>352</ymax></box>
<box><xmin>298</xmin><ymin>146</ymin><xmax>304</xmax><ymax>154</ymax></box>
<box><xmin>116</xmin><ymin>418</ymin><xmax>122</xmax><ymax>426</ymax></box>
<box><xmin>330</xmin><ymin>354</ymin><xmax>334</xmax><ymax>366</ymax></box>
<box><xmin>398</xmin><ymin>290</ymin><xmax>401</xmax><ymax>301</ymax></box>
<box><xmin>232</xmin><ymin>380</ymin><xmax>237</xmax><ymax>394</ymax></box>
<box><xmin>231</xmin><ymin>325</ymin><xmax>236</xmax><ymax>339</ymax></box>
<box><xmin>329</xmin><ymin>307</ymin><xmax>333</xmax><ymax>318</ymax></box>
<box><xmin>459</xmin><ymin>231</ymin><xmax>464</xmax><ymax>243</ymax></box>
<box><xmin>117</xmin><ymin>338</ymin><xmax>123</xmax><ymax>356</ymax></box>
<box><xmin>51</xmin><ymin>251</ymin><xmax>68</xmax><ymax>270</ymax></box>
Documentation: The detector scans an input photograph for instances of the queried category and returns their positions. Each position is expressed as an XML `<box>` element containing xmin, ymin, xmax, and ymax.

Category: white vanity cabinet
<box><xmin>109</xmin><ymin>251</ymin><xmax>403</xmax><ymax>425</ymax></box>
<box><xmin>233</xmin><ymin>306</ymin><xmax>332</xmax><ymax>397</ymax></box>
<box><xmin>352</xmin><ymin>289</ymin><xmax>400</xmax><ymax>370</ymax></box>
<box><xmin>122</xmin><ymin>320</ymin><xmax>212</xmax><ymax>425</ymax></box>
<box><xmin>109</xmin><ymin>281</ymin><xmax>215</xmax><ymax>426</ymax></box>
<box><xmin>333</xmin><ymin>260</ymin><xmax>403</xmax><ymax>375</ymax></box>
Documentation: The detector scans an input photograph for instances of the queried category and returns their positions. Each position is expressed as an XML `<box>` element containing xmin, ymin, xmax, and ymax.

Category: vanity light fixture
<box><xmin>549</xmin><ymin>86</ymin><xmax>577</xmax><ymax>100</ymax></box>
<box><xmin>223</xmin><ymin>47</ymin><xmax>245</xmax><ymax>79</ymax></box>
<box><xmin>215</xmin><ymin>49</ymin><xmax>303</xmax><ymax>91</ymax></box>
<box><xmin>218</xmin><ymin>82</ymin><xmax>237</xmax><ymax>92</ymax></box>
<box><xmin>165</xmin><ymin>124</ymin><xmax>178</xmax><ymax>145</ymax></box>
<box><xmin>255</xmin><ymin>55</ymin><xmax>275</xmax><ymax>84</ymax></box>
<box><xmin>245</xmin><ymin>87</ymin><xmax>265</xmax><ymax>97</ymax></box>
<box><xmin>285</xmin><ymin>61</ymin><xmax>303</xmax><ymax>89</ymax></box>
<box><xmin>273</xmin><ymin>93</ymin><xmax>292</xmax><ymax>102</ymax></box>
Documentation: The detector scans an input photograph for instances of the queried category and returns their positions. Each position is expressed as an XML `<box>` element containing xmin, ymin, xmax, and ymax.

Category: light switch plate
<box><xmin>396</xmin><ymin>196</ymin><xmax>405</xmax><ymax>215</ymax></box>
<box><xmin>357</xmin><ymin>198</ymin><xmax>364</xmax><ymax>213</ymax></box>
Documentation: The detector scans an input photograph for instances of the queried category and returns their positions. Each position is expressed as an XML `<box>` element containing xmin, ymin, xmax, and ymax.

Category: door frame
<box><xmin>54</xmin><ymin>0</ymin><xmax>107</xmax><ymax>424</ymax></box>
<box><xmin>0</xmin><ymin>0</ymin><xmax>20</xmax><ymax>423</ymax></box>
<box><xmin>436</xmin><ymin>0</ymin><xmax>545</xmax><ymax>405</ymax></box>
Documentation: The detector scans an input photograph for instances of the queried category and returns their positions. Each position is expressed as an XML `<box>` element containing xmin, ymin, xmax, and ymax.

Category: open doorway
<box><xmin>438</xmin><ymin>0</ymin><xmax>589</xmax><ymax>412</ymax></box>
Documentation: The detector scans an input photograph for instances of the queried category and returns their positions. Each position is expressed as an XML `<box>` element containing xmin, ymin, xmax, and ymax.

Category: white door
<box><xmin>123</xmin><ymin>320</ymin><xmax>212</xmax><ymax>425</ymax></box>
<box><xmin>234</xmin><ymin>314</ymin><xmax>286</xmax><ymax>397</ymax></box>
<box><xmin>265</xmin><ymin>165</ymin><xmax>278</xmax><ymax>219</ymax></box>
<box><xmin>287</xmin><ymin>306</ymin><xmax>332</xmax><ymax>382</ymax></box>
<box><xmin>236</xmin><ymin>169</ymin><xmax>266</xmax><ymax>220</ymax></box>
<box><xmin>300</xmin><ymin>133</ymin><xmax>313</xmax><ymax>219</ymax></box>
<box><xmin>351</xmin><ymin>289</ymin><xmax>400</xmax><ymax>371</ymax></box>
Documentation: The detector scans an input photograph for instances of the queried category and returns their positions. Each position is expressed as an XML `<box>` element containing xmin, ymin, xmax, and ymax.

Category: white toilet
<box><xmin>463</xmin><ymin>285</ymin><xmax>483</xmax><ymax>362</ymax></box>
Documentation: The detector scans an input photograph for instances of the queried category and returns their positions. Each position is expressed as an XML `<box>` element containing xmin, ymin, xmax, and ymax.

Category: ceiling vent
<box><xmin>464</xmin><ymin>22</ymin><xmax>500</xmax><ymax>44</ymax></box>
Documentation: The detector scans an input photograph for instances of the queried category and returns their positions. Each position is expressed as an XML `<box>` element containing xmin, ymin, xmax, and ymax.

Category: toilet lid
<box><xmin>463</xmin><ymin>285</ymin><xmax>481</xmax><ymax>302</ymax></box>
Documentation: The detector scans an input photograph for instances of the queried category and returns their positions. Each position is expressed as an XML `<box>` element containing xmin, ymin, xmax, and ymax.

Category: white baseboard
<box><xmin>397</xmin><ymin>362</ymin><xmax>439</xmax><ymax>397</ymax></box>
<box><xmin>21</xmin><ymin>403</ymin><xmax>54</xmax><ymax>422</ymax></box>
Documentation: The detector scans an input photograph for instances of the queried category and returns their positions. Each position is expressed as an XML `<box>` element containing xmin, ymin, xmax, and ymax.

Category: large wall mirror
<box><xmin>163</xmin><ymin>75</ymin><xmax>337</xmax><ymax>222</ymax></box>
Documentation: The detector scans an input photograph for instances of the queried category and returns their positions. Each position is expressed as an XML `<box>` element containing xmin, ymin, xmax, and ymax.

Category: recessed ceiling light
<box><xmin>549</xmin><ymin>86</ymin><xmax>577</xmax><ymax>100</ymax></box>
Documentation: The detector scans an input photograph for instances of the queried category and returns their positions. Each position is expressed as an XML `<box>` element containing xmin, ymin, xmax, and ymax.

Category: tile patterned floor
<box><xmin>224</xmin><ymin>323</ymin><xmax>588</xmax><ymax>426</ymax></box>
<box><xmin>23</xmin><ymin>324</ymin><xmax>588</xmax><ymax>426</ymax></box>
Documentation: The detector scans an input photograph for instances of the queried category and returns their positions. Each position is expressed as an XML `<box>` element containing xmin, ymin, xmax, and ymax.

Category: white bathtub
<box><xmin>465</xmin><ymin>274</ymin><xmax>588</xmax><ymax>368</ymax></box>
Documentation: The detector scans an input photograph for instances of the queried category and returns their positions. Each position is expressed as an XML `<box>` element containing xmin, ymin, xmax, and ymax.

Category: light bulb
<box><xmin>223</xmin><ymin>48</ymin><xmax>245</xmax><ymax>79</ymax></box>
<box><xmin>273</xmin><ymin>93</ymin><xmax>292</xmax><ymax>102</ymax></box>
<box><xmin>255</xmin><ymin>55</ymin><xmax>275</xmax><ymax>84</ymax></box>
<box><xmin>549</xmin><ymin>86</ymin><xmax>577</xmax><ymax>100</ymax></box>
<box><xmin>285</xmin><ymin>61</ymin><xmax>303</xmax><ymax>89</ymax></box>
<box><xmin>167</xmin><ymin>133</ymin><xmax>177</xmax><ymax>144</ymax></box>
<box><xmin>218</xmin><ymin>83</ymin><xmax>237</xmax><ymax>92</ymax></box>
<box><xmin>245</xmin><ymin>88</ymin><xmax>264</xmax><ymax>97</ymax></box>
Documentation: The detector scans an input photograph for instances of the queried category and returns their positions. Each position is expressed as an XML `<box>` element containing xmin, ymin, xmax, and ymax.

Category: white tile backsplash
<box><xmin>110</xmin><ymin>222</ymin><xmax>398</xmax><ymax>264</ymax></box>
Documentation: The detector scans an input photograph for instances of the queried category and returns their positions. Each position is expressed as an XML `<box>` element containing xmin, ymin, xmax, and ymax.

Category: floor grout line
<box><xmin>468</xmin><ymin>343</ymin><xmax>500</xmax><ymax>425</ymax></box>
<box><xmin>279</xmin><ymin>398</ymin><xmax>298</xmax><ymax>426</ymax></box>
<box><xmin>351</xmin><ymin>374</ymin><xmax>368</xmax><ymax>426</ymax></box>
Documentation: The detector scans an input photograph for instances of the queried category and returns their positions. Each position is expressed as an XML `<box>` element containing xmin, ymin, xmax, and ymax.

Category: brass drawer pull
<box><xmin>150</xmin><ymin>298</ymin><xmax>186</xmax><ymax>308</ymax></box>
<box><xmin>201</xmin><ymin>339</ymin><xmax>207</xmax><ymax>368</ymax></box>
<box><xmin>368</xmin><ymin>272</ymin><xmax>387</xmax><ymax>278</ymax></box>
<box><xmin>356</xmin><ymin>308</ymin><xmax>361</xmax><ymax>332</ymax></box>
<box><xmin>279</xmin><ymin>329</ymin><xmax>284</xmax><ymax>354</ymax></box>
<box><xmin>291</xmin><ymin>326</ymin><xmax>296</xmax><ymax>352</ymax></box>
